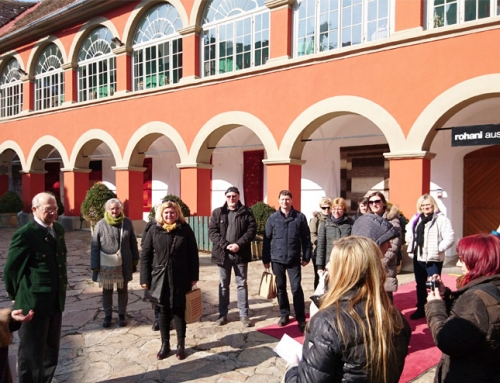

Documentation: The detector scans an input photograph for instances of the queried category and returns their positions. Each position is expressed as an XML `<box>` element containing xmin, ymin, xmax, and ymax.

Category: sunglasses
<box><xmin>226</xmin><ymin>194</ymin><xmax>239</xmax><ymax>199</ymax></box>
<box><xmin>162</xmin><ymin>199</ymin><xmax>177</xmax><ymax>204</ymax></box>
<box><xmin>321</xmin><ymin>206</ymin><xmax>330</xmax><ymax>210</ymax></box>
<box><xmin>368</xmin><ymin>199</ymin><xmax>382</xmax><ymax>205</ymax></box>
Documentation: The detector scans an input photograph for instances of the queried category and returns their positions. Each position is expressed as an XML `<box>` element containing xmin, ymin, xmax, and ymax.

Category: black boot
<box><xmin>157</xmin><ymin>341</ymin><xmax>170</xmax><ymax>360</ymax></box>
<box><xmin>176</xmin><ymin>339</ymin><xmax>186</xmax><ymax>360</ymax></box>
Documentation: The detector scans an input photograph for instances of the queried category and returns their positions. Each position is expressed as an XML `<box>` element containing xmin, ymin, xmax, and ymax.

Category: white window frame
<box><xmin>427</xmin><ymin>0</ymin><xmax>497</xmax><ymax>28</ymax></box>
<box><xmin>77</xmin><ymin>27</ymin><xmax>117</xmax><ymax>102</ymax></box>
<box><xmin>35</xmin><ymin>44</ymin><xmax>65</xmax><ymax>111</ymax></box>
<box><xmin>0</xmin><ymin>59</ymin><xmax>23</xmax><ymax>118</ymax></box>
<box><xmin>201</xmin><ymin>1</ymin><xmax>270</xmax><ymax>77</ymax></box>
<box><xmin>293</xmin><ymin>0</ymin><xmax>391</xmax><ymax>57</ymax></box>
<box><xmin>132</xmin><ymin>3</ymin><xmax>184</xmax><ymax>90</ymax></box>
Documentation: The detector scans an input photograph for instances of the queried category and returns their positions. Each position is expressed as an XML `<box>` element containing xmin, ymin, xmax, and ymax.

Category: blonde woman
<box><xmin>285</xmin><ymin>236</ymin><xmax>411</xmax><ymax>383</ymax></box>
<box><xmin>140</xmin><ymin>200</ymin><xmax>199</xmax><ymax>360</ymax></box>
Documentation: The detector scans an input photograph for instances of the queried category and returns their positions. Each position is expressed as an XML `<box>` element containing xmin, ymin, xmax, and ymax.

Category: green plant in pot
<box><xmin>148</xmin><ymin>194</ymin><xmax>191</xmax><ymax>221</ymax></box>
<box><xmin>80</xmin><ymin>183</ymin><xmax>117</xmax><ymax>233</ymax></box>
<box><xmin>250</xmin><ymin>201</ymin><xmax>276</xmax><ymax>237</ymax></box>
<box><xmin>0</xmin><ymin>190</ymin><xmax>24</xmax><ymax>214</ymax></box>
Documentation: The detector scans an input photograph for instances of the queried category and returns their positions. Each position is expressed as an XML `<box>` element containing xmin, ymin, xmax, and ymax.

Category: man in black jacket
<box><xmin>262</xmin><ymin>190</ymin><xmax>311</xmax><ymax>332</ymax></box>
<box><xmin>209</xmin><ymin>186</ymin><xmax>256</xmax><ymax>327</ymax></box>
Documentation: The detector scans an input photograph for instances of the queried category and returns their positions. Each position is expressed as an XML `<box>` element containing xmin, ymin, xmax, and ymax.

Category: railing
<box><xmin>186</xmin><ymin>216</ymin><xmax>212</xmax><ymax>252</ymax></box>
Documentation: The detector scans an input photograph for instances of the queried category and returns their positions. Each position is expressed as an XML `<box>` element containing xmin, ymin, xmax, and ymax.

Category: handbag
<box><xmin>259</xmin><ymin>269</ymin><xmax>277</xmax><ymax>299</ymax></box>
<box><xmin>143</xmin><ymin>264</ymin><xmax>166</xmax><ymax>307</ymax></box>
<box><xmin>185</xmin><ymin>286</ymin><xmax>203</xmax><ymax>324</ymax></box>
<box><xmin>310</xmin><ymin>270</ymin><xmax>328</xmax><ymax>318</ymax></box>
<box><xmin>98</xmin><ymin>225</ymin><xmax>124</xmax><ymax>289</ymax></box>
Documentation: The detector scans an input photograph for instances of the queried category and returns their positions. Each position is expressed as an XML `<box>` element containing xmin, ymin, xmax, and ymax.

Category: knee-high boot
<box><xmin>176</xmin><ymin>338</ymin><xmax>186</xmax><ymax>360</ymax></box>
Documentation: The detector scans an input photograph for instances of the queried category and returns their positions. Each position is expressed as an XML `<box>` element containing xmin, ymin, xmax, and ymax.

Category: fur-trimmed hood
<box><xmin>385</xmin><ymin>205</ymin><xmax>401</xmax><ymax>221</ymax></box>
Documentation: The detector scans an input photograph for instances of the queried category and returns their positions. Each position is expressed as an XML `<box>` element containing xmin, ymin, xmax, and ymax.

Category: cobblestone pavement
<box><xmin>0</xmin><ymin>228</ymin><xmax>457</xmax><ymax>382</ymax></box>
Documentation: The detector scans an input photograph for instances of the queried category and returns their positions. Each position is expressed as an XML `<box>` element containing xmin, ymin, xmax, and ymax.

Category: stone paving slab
<box><xmin>0</xmin><ymin>228</ymin><xmax>450</xmax><ymax>382</ymax></box>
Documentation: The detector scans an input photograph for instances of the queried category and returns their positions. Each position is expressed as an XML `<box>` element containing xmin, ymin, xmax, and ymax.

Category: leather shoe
<box><xmin>409</xmin><ymin>310</ymin><xmax>426</xmax><ymax>320</ymax></box>
<box><xmin>176</xmin><ymin>341</ymin><xmax>186</xmax><ymax>360</ymax></box>
<box><xmin>103</xmin><ymin>316</ymin><xmax>111</xmax><ymax>328</ymax></box>
<box><xmin>278</xmin><ymin>315</ymin><xmax>290</xmax><ymax>327</ymax></box>
<box><xmin>118</xmin><ymin>315</ymin><xmax>126</xmax><ymax>327</ymax></box>
<box><xmin>152</xmin><ymin>320</ymin><xmax>160</xmax><ymax>331</ymax></box>
<box><xmin>157</xmin><ymin>341</ymin><xmax>170</xmax><ymax>360</ymax></box>
<box><xmin>298</xmin><ymin>321</ymin><xmax>306</xmax><ymax>333</ymax></box>
<box><xmin>215</xmin><ymin>315</ymin><xmax>227</xmax><ymax>326</ymax></box>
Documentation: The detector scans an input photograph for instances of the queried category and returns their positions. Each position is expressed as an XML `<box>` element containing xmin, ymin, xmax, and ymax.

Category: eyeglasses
<box><xmin>226</xmin><ymin>194</ymin><xmax>238</xmax><ymax>199</ymax></box>
<box><xmin>332</xmin><ymin>208</ymin><xmax>344</xmax><ymax>211</ymax></box>
<box><xmin>38</xmin><ymin>207</ymin><xmax>57</xmax><ymax>213</ymax></box>
<box><xmin>368</xmin><ymin>200</ymin><xmax>382</xmax><ymax>205</ymax></box>
<box><xmin>320</xmin><ymin>206</ymin><xmax>330</xmax><ymax>210</ymax></box>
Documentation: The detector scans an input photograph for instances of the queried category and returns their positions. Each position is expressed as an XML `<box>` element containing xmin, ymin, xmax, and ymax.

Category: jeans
<box><xmin>414</xmin><ymin>256</ymin><xmax>443</xmax><ymax>311</ymax></box>
<box><xmin>18</xmin><ymin>312</ymin><xmax>62</xmax><ymax>383</ymax></box>
<box><xmin>272</xmin><ymin>260</ymin><xmax>306</xmax><ymax>322</ymax></box>
<box><xmin>218</xmin><ymin>256</ymin><xmax>249</xmax><ymax>318</ymax></box>
<box><xmin>103</xmin><ymin>282</ymin><xmax>128</xmax><ymax>316</ymax></box>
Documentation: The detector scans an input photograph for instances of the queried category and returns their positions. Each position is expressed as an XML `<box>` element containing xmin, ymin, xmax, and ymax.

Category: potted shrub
<box><xmin>80</xmin><ymin>183</ymin><xmax>116</xmax><ymax>233</ymax></box>
<box><xmin>250</xmin><ymin>201</ymin><xmax>276</xmax><ymax>259</ymax></box>
<box><xmin>0</xmin><ymin>190</ymin><xmax>24</xmax><ymax>227</ymax></box>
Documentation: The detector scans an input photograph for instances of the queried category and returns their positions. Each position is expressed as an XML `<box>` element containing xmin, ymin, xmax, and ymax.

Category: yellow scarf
<box><xmin>162</xmin><ymin>222</ymin><xmax>177</xmax><ymax>232</ymax></box>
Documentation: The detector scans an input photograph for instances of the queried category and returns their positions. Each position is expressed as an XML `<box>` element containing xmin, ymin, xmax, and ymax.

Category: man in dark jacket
<box><xmin>263</xmin><ymin>190</ymin><xmax>311</xmax><ymax>332</ymax></box>
<box><xmin>209</xmin><ymin>186</ymin><xmax>256</xmax><ymax>327</ymax></box>
<box><xmin>4</xmin><ymin>192</ymin><xmax>67</xmax><ymax>383</ymax></box>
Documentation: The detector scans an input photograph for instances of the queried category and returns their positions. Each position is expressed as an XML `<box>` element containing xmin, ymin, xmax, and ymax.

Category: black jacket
<box><xmin>285</xmin><ymin>297</ymin><xmax>411</xmax><ymax>383</ymax></box>
<box><xmin>425</xmin><ymin>274</ymin><xmax>500</xmax><ymax>383</ymax></box>
<box><xmin>140</xmin><ymin>222</ymin><xmax>199</xmax><ymax>308</ymax></box>
<box><xmin>316</xmin><ymin>214</ymin><xmax>353</xmax><ymax>270</ymax></box>
<box><xmin>262</xmin><ymin>208</ymin><xmax>312</xmax><ymax>265</ymax></box>
<box><xmin>208</xmin><ymin>202</ymin><xmax>256</xmax><ymax>265</ymax></box>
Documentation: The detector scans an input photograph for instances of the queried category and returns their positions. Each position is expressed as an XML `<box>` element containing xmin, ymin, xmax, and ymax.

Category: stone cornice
<box><xmin>61</xmin><ymin>62</ymin><xmax>77</xmax><ymax>71</ymax></box>
<box><xmin>383</xmin><ymin>151</ymin><xmax>436</xmax><ymax>160</ymax></box>
<box><xmin>176</xmin><ymin>163</ymin><xmax>213</xmax><ymax>169</ymax></box>
<box><xmin>112</xmin><ymin>46</ymin><xmax>133</xmax><ymax>55</ymax></box>
<box><xmin>265</xmin><ymin>0</ymin><xmax>295</xmax><ymax>10</ymax></box>
<box><xmin>262</xmin><ymin>159</ymin><xmax>306</xmax><ymax>166</ymax></box>
<box><xmin>111</xmin><ymin>166</ymin><xmax>147</xmax><ymax>172</ymax></box>
<box><xmin>178</xmin><ymin>25</ymin><xmax>202</xmax><ymax>36</ymax></box>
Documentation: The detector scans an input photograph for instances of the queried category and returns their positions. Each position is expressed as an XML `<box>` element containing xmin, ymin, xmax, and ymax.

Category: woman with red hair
<box><xmin>426</xmin><ymin>234</ymin><xmax>500</xmax><ymax>382</ymax></box>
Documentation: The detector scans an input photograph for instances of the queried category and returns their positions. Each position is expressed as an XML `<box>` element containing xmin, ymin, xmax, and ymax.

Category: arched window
<box><xmin>35</xmin><ymin>44</ymin><xmax>65</xmax><ymax>111</ymax></box>
<box><xmin>294</xmin><ymin>0</ymin><xmax>390</xmax><ymax>56</ymax></box>
<box><xmin>0</xmin><ymin>58</ymin><xmax>23</xmax><ymax>117</ymax></box>
<box><xmin>77</xmin><ymin>27</ymin><xmax>117</xmax><ymax>101</ymax></box>
<box><xmin>201</xmin><ymin>0</ymin><xmax>270</xmax><ymax>77</ymax></box>
<box><xmin>132</xmin><ymin>3</ymin><xmax>183</xmax><ymax>90</ymax></box>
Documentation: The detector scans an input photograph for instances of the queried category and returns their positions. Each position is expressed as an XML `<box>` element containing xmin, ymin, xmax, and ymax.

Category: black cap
<box><xmin>225</xmin><ymin>186</ymin><xmax>240</xmax><ymax>195</ymax></box>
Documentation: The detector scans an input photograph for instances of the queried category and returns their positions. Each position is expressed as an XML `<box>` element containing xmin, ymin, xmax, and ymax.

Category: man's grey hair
<box><xmin>104</xmin><ymin>198</ymin><xmax>123</xmax><ymax>210</ymax></box>
<box><xmin>31</xmin><ymin>192</ymin><xmax>56</xmax><ymax>208</ymax></box>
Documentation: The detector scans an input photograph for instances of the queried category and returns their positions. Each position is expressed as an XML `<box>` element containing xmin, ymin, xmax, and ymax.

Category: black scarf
<box><xmin>414</xmin><ymin>213</ymin><xmax>433</xmax><ymax>256</ymax></box>
<box><xmin>331</xmin><ymin>214</ymin><xmax>346</xmax><ymax>224</ymax></box>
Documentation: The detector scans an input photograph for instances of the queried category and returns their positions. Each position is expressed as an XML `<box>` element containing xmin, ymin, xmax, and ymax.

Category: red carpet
<box><xmin>257</xmin><ymin>273</ymin><xmax>458</xmax><ymax>382</ymax></box>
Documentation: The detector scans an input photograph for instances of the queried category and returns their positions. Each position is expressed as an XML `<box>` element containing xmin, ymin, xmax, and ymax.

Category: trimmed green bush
<box><xmin>250</xmin><ymin>201</ymin><xmax>276</xmax><ymax>236</ymax></box>
<box><xmin>148</xmin><ymin>194</ymin><xmax>191</xmax><ymax>221</ymax></box>
<box><xmin>0</xmin><ymin>191</ymin><xmax>24</xmax><ymax>213</ymax></box>
<box><xmin>80</xmin><ymin>183</ymin><xmax>117</xmax><ymax>231</ymax></box>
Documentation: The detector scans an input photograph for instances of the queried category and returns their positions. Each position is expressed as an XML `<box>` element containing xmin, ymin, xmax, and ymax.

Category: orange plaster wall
<box><xmin>395</xmin><ymin>0</ymin><xmax>423</xmax><ymax>31</ymax></box>
<box><xmin>180</xmin><ymin>167</ymin><xmax>211</xmax><ymax>216</ymax></box>
<box><xmin>115</xmin><ymin>170</ymin><xmax>144</xmax><ymax>220</ymax></box>
<box><xmin>270</xmin><ymin>7</ymin><xmax>292</xmax><ymax>58</ymax></box>
<box><xmin>389</xmin><ymin>158</ymin><xmax>431</xmax><ymax>218</ymax></box>
<box><xmin>266</xmin><ymin>164</ymin><xmax>302</xmax><ymax>211</ymax></box>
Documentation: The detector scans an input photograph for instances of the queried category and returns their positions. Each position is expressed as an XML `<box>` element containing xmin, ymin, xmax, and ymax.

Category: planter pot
<box><xmin>0</xmin><ymin>213</ymin><xmax>19</xmax><ymax>228</ymax></box>
<box><xmin>251</xmin><ymin>239</ymin><xmax>263</xmax><ymax>260</ymax></box>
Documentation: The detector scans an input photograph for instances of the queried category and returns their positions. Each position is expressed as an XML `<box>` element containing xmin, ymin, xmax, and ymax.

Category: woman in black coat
<box><xmin>140</xmin><ymin>200</ymin><xmax>199</xmax><ymax>361</ymax></box>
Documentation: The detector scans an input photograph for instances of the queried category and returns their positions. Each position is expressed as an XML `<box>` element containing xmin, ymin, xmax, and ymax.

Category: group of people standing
<box><xmin>2</xmin><ymin>189</ymin><xmax>500</xmax><ymax>383</ymax></box>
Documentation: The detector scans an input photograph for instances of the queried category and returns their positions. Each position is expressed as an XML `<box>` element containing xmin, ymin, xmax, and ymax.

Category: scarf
<box><xmin>414</xmin><ymin>213</ymin><xmax>433</xmax><ymax>256</ymax></box>
<box><xmin>104</xmin><ymin>211</ymin><xmax>124</xmax><ymax>226</ymax></box>
<box><xmin>331</xmin><ymin>214</ymin><xmax>346</xmax><ymax>225</ymax></box>
<box><xmin>162</xmin><ymin>222</ymin><xmax>177</xmax><ymax>232</ymax></box>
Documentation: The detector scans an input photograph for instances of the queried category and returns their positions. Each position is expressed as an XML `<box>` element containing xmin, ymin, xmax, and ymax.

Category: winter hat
<box><xmin>352</xmin><ymin>214</ymin><xmax>399</xmax><ymax>246</ymax></box>
<box><xmin>225</xmin><ymin>186</ymin><xmax>240</xmax><ymax>195</ymax></box>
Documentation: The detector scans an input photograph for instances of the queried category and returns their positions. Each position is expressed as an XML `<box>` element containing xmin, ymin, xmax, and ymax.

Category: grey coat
<box><xmin>90</xmin><ymin>217</ymin><xmax>139</xmax><ymax>283</ymax></box>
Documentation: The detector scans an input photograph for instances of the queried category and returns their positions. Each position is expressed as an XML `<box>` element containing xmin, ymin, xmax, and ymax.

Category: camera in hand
<box><xmin>425</xmin><ymin>278</ymin><xmax>440</xmax><ymax>290</ymax></box>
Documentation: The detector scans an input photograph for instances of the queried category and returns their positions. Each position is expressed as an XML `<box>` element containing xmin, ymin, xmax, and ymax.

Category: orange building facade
<box><xmin>0</xmin><ymin>0</ymin><xmax>499</xmax><ymax>239</ymax></box>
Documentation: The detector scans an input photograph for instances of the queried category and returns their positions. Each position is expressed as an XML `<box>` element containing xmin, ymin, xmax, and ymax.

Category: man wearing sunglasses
<box><xmin>209</xmin><ymin>186</ymin><xmax>257</xmax><ymax>327</ymax></box>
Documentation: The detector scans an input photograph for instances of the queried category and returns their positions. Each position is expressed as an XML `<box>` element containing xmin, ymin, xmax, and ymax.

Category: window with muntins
<box><xmin>77</xmin><ymin>27</ymin><xmax>117</xmax><ymax>101</ymax></box>
<box><xmin>133</xmin><ymin>3</ymin><xmax>183</xmax><ymax>90</ymax></box>
<box><xmin>201</xmin><ymin>0</ymin><xmax>270</xmax><ymax>77</ymax></box>
<box><xmin>35</xmin><ymin>44</ymin><xmax>65</xmax><ymax>111</ymax></box>
<box><xmin>294</xmin><ymin>0</ymin><xmax>390</xmax><ymax>56</ymax></box>
<box><xmin>431</xmin><ymin>0</ymin><xmax>498</xmax><ymax>27</ymax></box>
<box><xmin>0</xmin><ymin>58</ymin><xmax>23</xmax><ymax>117</ymax></box>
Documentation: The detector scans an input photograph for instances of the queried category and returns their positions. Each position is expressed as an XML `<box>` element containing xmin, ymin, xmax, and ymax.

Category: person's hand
<box><xmin>263</xmin><ymin>263</ymin><xmax>270</xmax><ymax>269</ymax></box>
<box><xmin>427</xmin><ymin>286</ymin><xmax>442</xmax><ymax>301</ymax></box>
<box><xmin>141</xmin><ymin>283</ymin><xmax>148</xmax><ymax>289</ymax></box>
<box><xmin>227</xmin><ymin>243</ymin><xmax>240</xmax><ymax>253</ymax></box>
<box><xmin>430</xmin><ymin>274</ymin><xmax>447</xmax><ymax>297</ymax></box>
<box><xmin>301</xmin><ymin>261</ymin><xmax>309</xmax><ymax>267</ymax></box>
<box><xmin>317</xmin><ymin>269</ymin><xmax>324</xmax><ymax>276</ymax></box>
<box><xmin>191</xmin><ymin>281</ymin><xmax>198</xmax><ymax>286</ymax></box>
<box><xmin>11</xmin><ymin>309</ymin><xmax>34</xmax><ymax>322</ymax></box>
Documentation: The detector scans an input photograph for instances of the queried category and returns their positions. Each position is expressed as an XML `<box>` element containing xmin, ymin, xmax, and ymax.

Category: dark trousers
<box><xmin>159</xmin><ymin>305</ymin><xmax>186</xmax><ymax>344</ymax></box>
<box><xmin>414</xmin><ymin>256</ymin><xmax>443</xmax><ymax>311</ymax></box>
<box><xmin>18</xmin><ymin>312</ymin><xmax>62</xmax><ymax>383</ymax></box>
<box><xmin>102</xmin><ymin>282</ymin><xmax>128</xmax><ymax>317</ymax></box>
<box><xmin>312</xmin><ymin>261</ymin><xmax>320</xmax><ymax>290</ymax></box>
<box><xmin>272</xmin><ymin>260</ymin><xmax>306</xmax><ymax>322</ymax></box>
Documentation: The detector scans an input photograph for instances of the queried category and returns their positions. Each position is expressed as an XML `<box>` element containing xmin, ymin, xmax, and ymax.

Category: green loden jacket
<box><xmin>4</xmin><ymin>221</ymin><xmax>67</xmax><ymax>316</ymax></box>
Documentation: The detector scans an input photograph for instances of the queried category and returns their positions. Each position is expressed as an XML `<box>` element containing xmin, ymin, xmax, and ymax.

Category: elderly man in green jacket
<box><xmin>4</xmin><ymin>192</ymin><xmax>67</xmax><ymax>383</ymax></box>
